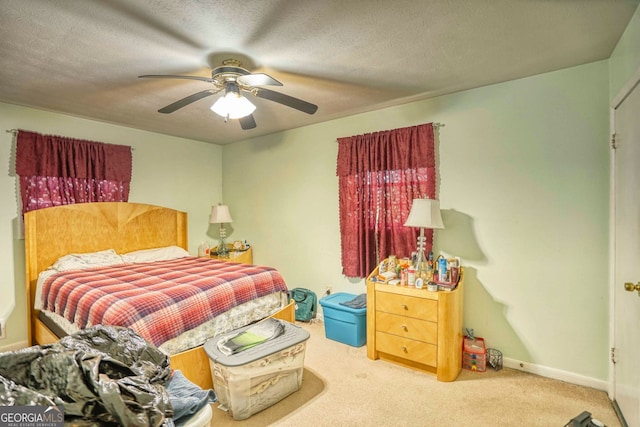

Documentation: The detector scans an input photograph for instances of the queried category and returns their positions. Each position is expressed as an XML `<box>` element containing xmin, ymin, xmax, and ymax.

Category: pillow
<box><xmin>122</xmin><ymin>245</ymin><xmax>190</xmax><ymax>263</ymax></box>
<box><xmin>50</xmin><ymin>249</ymin><xmax>125</xmax><ymax>272</ymax></box>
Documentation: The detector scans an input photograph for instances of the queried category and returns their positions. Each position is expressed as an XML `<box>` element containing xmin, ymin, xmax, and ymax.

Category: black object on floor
<box><xmin>564</xmin><ymin>411</ymin><xmax>606</xmax><ymax>427</ymax></box>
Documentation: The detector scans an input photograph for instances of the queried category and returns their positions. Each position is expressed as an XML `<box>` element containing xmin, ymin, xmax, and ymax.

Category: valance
<box><xmin>336</xmin><ymin>124</ymin><xmax>434</xmax><ymax>176</ymax></box>
<box><xmin>16</xmin><ymin>130</ymin><xmax>132</xmax><ymax>181</ymax></box>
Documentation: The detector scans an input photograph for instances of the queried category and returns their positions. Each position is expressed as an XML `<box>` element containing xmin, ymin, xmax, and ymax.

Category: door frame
<box><xmin>609</xmin><ymin>65</ymin><xmax>640</xmax><ymax>404</ymax></box>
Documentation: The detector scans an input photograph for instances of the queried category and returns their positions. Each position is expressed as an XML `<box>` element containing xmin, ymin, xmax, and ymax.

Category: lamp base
<box><xmin>217</xmin><ymin>240</ymin><xmax>230</xmax><ymax>258</ymax></box>
<box><xmin>415</xmin><ymin>228</ymin><xmax>433</xmax><ymax>281</ymax></box>
<box><xmin>217</xmin><ymin>225</ymin><xmax>230</xmax><ymax>258</ymax></box>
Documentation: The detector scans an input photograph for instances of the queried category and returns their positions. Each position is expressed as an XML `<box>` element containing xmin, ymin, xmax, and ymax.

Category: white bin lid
<box><xmin>204</xmin><ymin>320</ymin><xmax>310</xmax><ymax>366</ymax></box>
<box><xmin>179</xmin><ymin>403</ymin><xmax>212</xmax><ymax>427</ymax></box>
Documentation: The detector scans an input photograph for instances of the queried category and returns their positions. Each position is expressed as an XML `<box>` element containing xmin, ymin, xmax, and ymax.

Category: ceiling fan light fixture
<box><xmin>210</xmin><ymin>83</ymin><xmax>256</xmax><ymax>119</ymax></box>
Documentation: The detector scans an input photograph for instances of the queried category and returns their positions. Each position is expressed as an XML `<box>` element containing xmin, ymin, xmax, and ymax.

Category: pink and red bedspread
<box><xmin>41</xmin><ymin>257</ymin><xmax>288</xmax><ymax>347</ymax></box>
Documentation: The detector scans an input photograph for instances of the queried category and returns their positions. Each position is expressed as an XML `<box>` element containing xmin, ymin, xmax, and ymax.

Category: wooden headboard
<box><xmin>24</xmin><ymin>202</ymin><xmax>188</xmax><ymax>345</ymax></box>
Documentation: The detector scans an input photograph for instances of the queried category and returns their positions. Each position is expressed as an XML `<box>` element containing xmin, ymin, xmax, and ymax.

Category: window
<box><xmin>15</xmin><ymin>130</ymin><xmax>132</xmax><ymax>214</ymax></box>
<box><xmin>336</xmin><ymin>123</ymin><xmax>436</xmax><ymax>278</ymax></box>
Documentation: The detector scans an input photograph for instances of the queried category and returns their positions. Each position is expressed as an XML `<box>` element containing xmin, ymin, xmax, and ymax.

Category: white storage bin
<box><xmin>204</xmin><ymin>320</ymin><xmax>310</xmax><ymax>420</ymax></box>
<box><xmin>180</xmin><ymin>404</ymin><xmax>212</xmax><ymax>427</ymax></box>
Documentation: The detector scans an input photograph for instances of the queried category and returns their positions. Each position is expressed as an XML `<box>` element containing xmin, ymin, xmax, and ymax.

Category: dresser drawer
<box><xmin>375</xmin><ymin>331</ymin><xmax>437</xmax><ymax>366</ymax></box>
<box><xmin>376</xmin><ymin>291</ymin><xmax>437</xmax><ymax>322</ymax></box>
<box><xmin>376</xmin><ymin>311</ymin><xmax>437</xmax><ymax>344</ymax></box>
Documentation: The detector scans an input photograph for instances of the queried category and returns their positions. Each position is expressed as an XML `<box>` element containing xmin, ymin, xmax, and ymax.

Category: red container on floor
<box><xmin>462</xmin><ymin>337</ymin><xmax>486</xmax><ymax>372</ymax></box>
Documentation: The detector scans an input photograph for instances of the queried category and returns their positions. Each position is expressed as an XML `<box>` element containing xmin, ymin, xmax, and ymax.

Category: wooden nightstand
<box><xmin>211</xmin><ymin>244</ymin><xmax>253</xmax><ymax>264</ymax></box>
<box><xmin>366</xmin><ymin>263</ymin><xmax>464</xmax><ymax>382</ymax></box>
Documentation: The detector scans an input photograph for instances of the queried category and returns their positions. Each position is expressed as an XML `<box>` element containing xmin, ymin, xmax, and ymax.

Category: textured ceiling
<box><xmin>0</xmin><ymin>0</ymin><xmax>637</xmax><ymax>145</ymax></box>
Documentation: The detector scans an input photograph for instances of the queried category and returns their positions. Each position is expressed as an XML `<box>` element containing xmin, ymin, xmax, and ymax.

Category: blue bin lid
<box><xmin>319</xmin><ymin>292</ymin><xmax>367</xmax><ymax>314</ymax></box>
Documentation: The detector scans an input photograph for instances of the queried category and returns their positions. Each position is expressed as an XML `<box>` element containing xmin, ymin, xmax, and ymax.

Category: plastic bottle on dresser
<box><xmin>407</xmin><ymin>265</ymin><xmax>416</xmax><ymax>286</ymax></box>
<box><xmin>438</xmin><ymin>256</ymin><xmax>448</xmax><ymax>282</ymax></box>
<box><xmin>198</xmin><ymin>242</ymin><xmax>210</xmax><ymax>257</ymax></box>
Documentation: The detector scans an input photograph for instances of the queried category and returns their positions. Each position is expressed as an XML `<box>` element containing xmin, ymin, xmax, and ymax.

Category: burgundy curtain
<box><xmin>336</xmin><ymin>123</ymin><xmax>436</xmax><ymax>278</ymax></box>
<box><xmin>16</xmin><ymin>130</ymin><xmax>132</xmax><ymax>214</ymax></box>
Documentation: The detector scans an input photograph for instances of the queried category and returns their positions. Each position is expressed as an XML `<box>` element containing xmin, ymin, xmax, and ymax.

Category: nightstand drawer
<box><xmin>376</xmin><ymin>311</ymin><xmax>437</xmax><ymax>344</ymax></box>
<box><xmin>376</xmin><ymin>291</ymin><xmax>437</xmax><ymax>322</ymax></box>
<box><xmin>375</xmin><ymin>331</ymin><xmax>437</xmax><ymax>366</ymax></box>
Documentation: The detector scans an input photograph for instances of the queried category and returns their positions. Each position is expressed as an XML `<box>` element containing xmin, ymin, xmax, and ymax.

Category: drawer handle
<box><xmin>401</xmin><ymin>324</ymin><xmax>408</xmax><ymax>332</ymax></box>
<box><xmin>401</xmin><ymin>346</ymin><xmax>408</xmax><ymax>353</ymax></box>
<box><xmin>401</xmin><ymin>304</ymin><xmax>408</xmax><ymax>310</ymax></box>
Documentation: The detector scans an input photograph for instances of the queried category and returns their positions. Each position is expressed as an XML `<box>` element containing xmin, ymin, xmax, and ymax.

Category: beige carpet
<box><xmin>209</xmin><ymin>321</ymin><xmax>620</xmax><ymax>427</ymax></box>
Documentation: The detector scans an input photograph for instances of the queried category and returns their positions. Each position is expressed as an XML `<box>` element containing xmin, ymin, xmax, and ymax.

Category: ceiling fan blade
<box><xmin>237</xmin><ymin>73</ymin><xmax>283</xmax><ymax>87</ymax></box>
<box><xmin>239</xmin><ymin>114</ymin><xmax>257</xmax><ymax>130</ymax></box>
<box><xmin>157</xmin><ymin>89</ymin><xmax>219</xmax><ymax>113</ymax></box>
<box><xmin>254</xmin><ymin>88</ymin><xmax>318</xmax><ymax>114</ymax></box>
<box><xmin>139</xmin><ymin>74</ymin><xmax>215</xmax><ymax>83</ymax></box>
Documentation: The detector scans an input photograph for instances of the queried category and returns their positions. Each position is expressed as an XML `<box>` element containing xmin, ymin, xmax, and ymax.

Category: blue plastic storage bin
<box><xmin>319</xmin><ymin>292</ymin><xmax>367</xmax><ymax>347</ymax></box>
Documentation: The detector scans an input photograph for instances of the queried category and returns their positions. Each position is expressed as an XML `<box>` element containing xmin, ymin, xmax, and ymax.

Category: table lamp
<box><xmin>210</xmin><ymin>204</ymin><xmax>233</xmax><ymax>258</ymax></box>
<box><xmin>404</xmin><ymin>198</ymin><xmax>444</xmax><ymax>274</ymax></box>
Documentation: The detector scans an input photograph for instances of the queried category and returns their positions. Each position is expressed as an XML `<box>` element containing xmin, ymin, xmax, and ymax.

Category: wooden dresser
<box><xmin>366</xmin><ymin>265</ymin><xmax>464</xmax><ymax>382</ymax></box>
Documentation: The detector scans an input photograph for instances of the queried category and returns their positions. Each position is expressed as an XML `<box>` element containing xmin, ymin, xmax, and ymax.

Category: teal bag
<box><xmin>288</xmin><ymin>288</ymin><xmax>317</xmax><ymax>322</ymax></box>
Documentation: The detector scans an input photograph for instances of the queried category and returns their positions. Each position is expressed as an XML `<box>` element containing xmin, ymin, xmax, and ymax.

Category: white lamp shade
<box><xmin>404</xmin><ymin>198</ymin><xmax>444</xmax><ymax>229</ymax></box>
<box><xmin>210</xmin><ymin>205</ymin><xmax>233</xmax><ymax>224</ymax></box>
<box><xmin>210</xmin><ymin>92</ymin><xmax>256</xmax><ymax>119</ymax></box>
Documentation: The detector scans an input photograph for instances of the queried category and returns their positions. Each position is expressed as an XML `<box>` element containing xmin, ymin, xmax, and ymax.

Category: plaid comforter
<box><xmin>41</xmin><ymin>257</ymin><xmax>288</xmax><ymax>347</ymax></box>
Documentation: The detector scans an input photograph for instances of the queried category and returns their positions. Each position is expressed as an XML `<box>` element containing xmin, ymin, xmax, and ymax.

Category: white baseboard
<box><xmin>0</xmin><ymin>340</ymin><xmax>28</xmax><ymax>353</ymax></box>
<box><xmin>302</xmin><ymin>308</ymin><xmax>608</xmax><ymax>392</ymax></box>
<box><xmin>503</xmin><ymin>357</ymin><xmax>608</xmax><ymax>391</ymax></box>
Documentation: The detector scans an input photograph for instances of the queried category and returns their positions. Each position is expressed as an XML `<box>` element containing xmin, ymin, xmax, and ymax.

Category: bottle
<box><xmin>438</xmin><ymin>256</ymin><xmax>448</xmax><ymax>282</ymax></box>
<box><xmin>201</xmin><ymin>242</ymin><xmax>211</xmax><ymax>257</ymax></box>
<box><xmin>407</xmin><ymin>265</ymin><xmax>416</xmax><ymax>286</ymax></box>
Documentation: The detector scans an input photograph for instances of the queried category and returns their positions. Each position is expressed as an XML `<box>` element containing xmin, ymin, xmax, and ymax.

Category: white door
<box><xmin>613</xmin><ymin>77</ymin><xmax>640</xmax><ymax>427</ymax></box>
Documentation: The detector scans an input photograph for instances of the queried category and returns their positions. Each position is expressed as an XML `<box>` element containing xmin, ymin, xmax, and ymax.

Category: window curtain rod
<box><xmin>8</xmin><ymin>123</ymin><xmax>445</xmax><ymax>136</ymax></box>
<box><xmin>336</xmin><ymin>122</ymin><xmax>445</xmax><ymax>144</ymax></box>
<box><xmin>8</xmin><ymin>123</ymin><xmax>445</xmax><ymax>139</ymax></box>
<box><xmin>6</xmin><ymin>129</ymin><xmax>135</xmax><ymax>150</ymax></box>
<box><xmin>375</xmin><ymin>122</ymin><xmax>445</xmax><ymax>128</ymax></box>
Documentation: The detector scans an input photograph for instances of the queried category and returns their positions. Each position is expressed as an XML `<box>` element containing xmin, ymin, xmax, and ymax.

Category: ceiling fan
<box><xmin>139</xmin><ymin>59</ymin><xmax>318</xmax><ymax>130</ymax></box>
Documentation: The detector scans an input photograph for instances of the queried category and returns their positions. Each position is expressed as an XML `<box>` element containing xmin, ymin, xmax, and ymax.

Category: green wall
<box><xmin>222</xmin><ymin>60</ymin><xmax>611</xmax><ymax>381</ymax></box>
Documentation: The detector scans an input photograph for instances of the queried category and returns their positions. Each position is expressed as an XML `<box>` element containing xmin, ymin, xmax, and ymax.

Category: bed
<box><xmin>24</xmin><ymin>202</ymin><xmax>295</xmax><ymax>390</ymax></box>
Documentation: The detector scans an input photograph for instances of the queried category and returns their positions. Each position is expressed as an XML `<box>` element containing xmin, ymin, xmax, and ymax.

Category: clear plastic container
<box><xmin>204</xmin><ymin>321</ymin><xmax>309</xmax><ymax>420</ymax></box>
